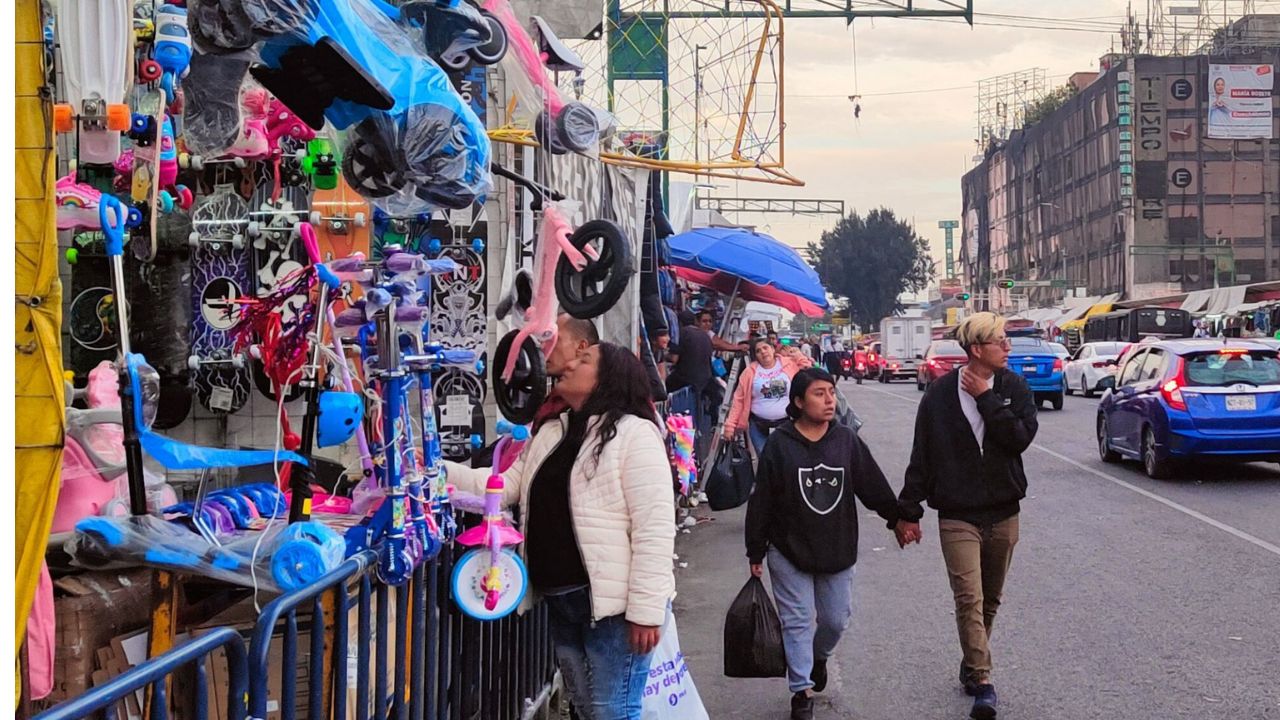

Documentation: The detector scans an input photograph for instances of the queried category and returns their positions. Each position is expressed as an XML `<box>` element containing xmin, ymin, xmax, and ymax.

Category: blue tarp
<box><xmin>665</xmin><ymin>227</ymin><xmax>828</xmax><ymax>308</ymax></box>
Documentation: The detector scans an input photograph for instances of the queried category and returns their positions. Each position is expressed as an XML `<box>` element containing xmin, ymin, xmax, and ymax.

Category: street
<box><xmin>672</xmin><ymin>377</ymin><xmax>1280</xmax><ymax>720</ymax></box>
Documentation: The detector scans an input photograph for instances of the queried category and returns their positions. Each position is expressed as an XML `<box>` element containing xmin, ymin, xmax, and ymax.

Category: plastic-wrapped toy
<box><xmin>666</xmin><ymin>414</ymin><xmax>697</xmax><ymax>498</ymax></box>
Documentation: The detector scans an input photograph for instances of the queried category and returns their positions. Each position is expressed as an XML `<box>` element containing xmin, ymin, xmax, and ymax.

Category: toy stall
<box><xmin>14</xmin><ymin>0</ymin><xmax>708</xmax><ymax>717</ymax></box>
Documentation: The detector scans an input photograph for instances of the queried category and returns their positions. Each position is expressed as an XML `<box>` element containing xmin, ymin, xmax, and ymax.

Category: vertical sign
<box><xmin>1134</xmin><ymin>69</ymin><xmax>1168</xmax><ymax>285</ymax></box>
<box><xmin>938</xmin><ymin>220</ymin><xmax>959</xmax><ymax>279</ymax></box>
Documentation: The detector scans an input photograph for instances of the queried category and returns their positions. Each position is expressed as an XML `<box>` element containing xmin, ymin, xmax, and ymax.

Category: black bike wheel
<box><xmin>492</xmin><ymin>330</ymin><xmax>547</xmax><ymax>425</ymax></box>
<box><xmin>554</xmin><ymin>219</ymin><xmax>634</xmax><ymax>319</ymax></box>
<box><xmin>468</xmin><ymin>11</ymin><xmax>508</xmax><ymax>65</ymax></box>
<box><xmin>535</xmin><ymin>110</ymin><xmax>569</xmax><ymax>155</ymax></box>
<box><xmin>556</xmin><ymin>102</ymin><xmax>599</xmax><ymax>153</ymax></box>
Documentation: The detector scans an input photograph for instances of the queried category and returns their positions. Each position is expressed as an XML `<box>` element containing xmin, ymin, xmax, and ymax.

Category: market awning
<box><xmin>665</xmin><ymin>226</ymin><xmax>829</xmax><ymax>308</ymax></box>
<box><xmin>674</xmin><ymin>267</ymin><xmax>827</xmax><ymax>317</ymax></box>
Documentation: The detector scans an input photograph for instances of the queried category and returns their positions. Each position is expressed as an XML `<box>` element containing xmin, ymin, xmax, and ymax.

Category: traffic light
<box><xmin>956</xmin><ymin>292</ymin><xmax>971</xmax><ymax>301</ymax></box>
<box><xmin>996</xmin><ymin>279</ymin><xmax>1016</xmax><ymax>290</ymax></box>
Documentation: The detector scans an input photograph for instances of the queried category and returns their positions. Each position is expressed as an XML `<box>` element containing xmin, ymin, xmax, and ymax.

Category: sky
<box><xmin>722</xmin><ymin>1</ymin><xmax>1141</xmax><ymax>271</ymax></box>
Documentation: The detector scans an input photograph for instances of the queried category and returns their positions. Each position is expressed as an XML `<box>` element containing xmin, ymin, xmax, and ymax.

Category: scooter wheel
<box><xmin>139</xmin><ymin>59</ymin><xmax>163</xmax><ymax>82</ymax></box>
<box><xmin>555</xmin><ymin>219</ymin><xmax>634</xmax><ymax>319</ymax></box>
<box><xmin>534</xmin><ymin>110</ymin><xmax>569</xmax><ymax>155</ymax></box>
<box><xmin>556</xmin><ymin>102</ymin><xmax>600</xmax><ymax>154</ymax></box>
<box><xmin>491</xmin><ymin>330</ymin><xmax>547</xmax><ymax>426</ymax></box>
<box><xmin>468</xmin><ymin>11</ymin><xmax>508</xmax><ymax>65</ymax></box>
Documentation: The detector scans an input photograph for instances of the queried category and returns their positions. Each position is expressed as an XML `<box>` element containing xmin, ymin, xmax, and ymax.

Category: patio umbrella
<box><xmin>673</xmin><ymin>267</ymin><xmax>826</xmax><ymax>317</ymax></box>
<box><xmin>665</xmin><ymin>226</ymin><xmax>829</xmax><ymax>308</ymax></box>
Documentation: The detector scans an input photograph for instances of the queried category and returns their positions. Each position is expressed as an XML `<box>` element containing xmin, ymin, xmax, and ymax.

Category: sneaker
<box><xmin>811</xmin><ymin>658</ymin><xmax>828</xmax><ymax>693</ymax></box>
<box><xmin>970</xmin><ymin>684</ymin><xmax>998</xmax><ymax>720</ymax></box>
<box><xmin>790</xmin><ymin>691</ymin><xmax>814</xmax><ymax>720</ymax></box>
<box><xmin>959</xmin><ymin>663</ymin><xmax>980</xmax><ymax>696</ymax></box>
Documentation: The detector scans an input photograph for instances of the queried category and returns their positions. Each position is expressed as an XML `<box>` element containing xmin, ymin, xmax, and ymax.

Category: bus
<box><xmin>1084</xmin><ymin>307</ymin><xmax>1194</xmax><ymax>344</ymax></box>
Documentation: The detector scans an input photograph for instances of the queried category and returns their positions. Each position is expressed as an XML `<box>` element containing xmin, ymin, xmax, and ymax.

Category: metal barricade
<box><xmin>33</xmin><ymin>627</ymin><xmax>248</xmax><ymax>720</ymax></box>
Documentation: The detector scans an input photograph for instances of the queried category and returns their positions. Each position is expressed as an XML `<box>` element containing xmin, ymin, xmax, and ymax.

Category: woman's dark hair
<box><xmin>787</xmin><ymin>367</ymin><xmax>836</xmax><ymax>419</ymax></box>
<box><xmin>578</xmin><ymin>342</ymin><xmax>660</xmax><ymax>466</ymax></box>
<box><xmin>749</xmin><ymin>337</ymin><xmax>773</xmax><ymax>360</ymax></box>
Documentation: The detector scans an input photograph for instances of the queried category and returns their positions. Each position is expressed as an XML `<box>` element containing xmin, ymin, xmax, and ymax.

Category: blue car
<box><xmin>1007</xmin><ymin>336</ymin><xmax>1066</xmax><ymax>410</ymax></box>
<box><xmin>1097</xmin><ymin>339</ymin><xmax>1280</xmax><ymax>478</ymax></box>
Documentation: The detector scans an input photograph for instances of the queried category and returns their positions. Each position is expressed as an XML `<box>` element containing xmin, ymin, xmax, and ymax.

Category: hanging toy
<box><xmin>666</xmin><ymin>414</ymin><xmax>697</xmax><ymax>498</ymax></box>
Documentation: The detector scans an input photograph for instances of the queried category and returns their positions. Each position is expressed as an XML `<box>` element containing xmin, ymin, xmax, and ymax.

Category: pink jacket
<box><xmin>725</xmin><ymin>355</ymin><xmax>812</xmax><ymax>435</ymax></box>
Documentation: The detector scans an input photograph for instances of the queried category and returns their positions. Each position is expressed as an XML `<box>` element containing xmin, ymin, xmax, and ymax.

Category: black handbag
<box><xmin>705</xmin><ymin>438</ymin><xmax>755</xmax><ymax>511</ymax></box>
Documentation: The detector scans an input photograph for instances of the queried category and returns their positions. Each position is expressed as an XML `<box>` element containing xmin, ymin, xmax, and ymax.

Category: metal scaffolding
<box><xmin>975</xmin><ymin>68</ymin><xmax>1048</xmax><ymax>148</ymax></box>
<box><xmin>695</xmin><ymin>197</ymin><xmax>845</xmax><ymax>216</ymax></box>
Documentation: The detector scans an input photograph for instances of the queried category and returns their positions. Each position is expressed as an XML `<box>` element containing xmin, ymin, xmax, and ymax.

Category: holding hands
<box><xmin>894</xmin><ymin>519</ymin><xmax>923</xmax><ymax>548</ymax></box>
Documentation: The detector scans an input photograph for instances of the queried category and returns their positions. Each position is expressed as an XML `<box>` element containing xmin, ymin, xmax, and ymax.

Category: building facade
<box><xmin>961</xmin><ymin>22</ymin><xmax>1280</xmax><ymax>310</ymax></box>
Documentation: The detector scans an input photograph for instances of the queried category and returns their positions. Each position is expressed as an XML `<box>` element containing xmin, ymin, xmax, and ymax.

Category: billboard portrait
<box><xmin>1207</xmin><ymin>63</ymin><xmax>1274</xmax><ymax>139</ymax></box>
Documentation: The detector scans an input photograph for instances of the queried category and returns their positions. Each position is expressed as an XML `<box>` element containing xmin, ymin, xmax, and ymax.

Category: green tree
<box><xmin>1023</xmin><ymin>82</ymin><xmax>1078</xmax><ymax>128</ymax></box>
<box><xmin>806</xmin><ymin>208</ymin><xmax>934</xmax><ymax>331</ymax></box>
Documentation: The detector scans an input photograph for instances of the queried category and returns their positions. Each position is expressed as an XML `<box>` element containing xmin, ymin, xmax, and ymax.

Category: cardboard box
<box><xmin>48</xmin><ymin>569</ymin><xmax>154</xmax><ymax>703</ymax></box>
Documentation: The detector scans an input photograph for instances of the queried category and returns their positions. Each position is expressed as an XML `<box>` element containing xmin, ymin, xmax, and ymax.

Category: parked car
<box><xmin>1097</xmin><ymin>339</ymin><xmax>1280</xmax><ymax>478</ymax></box>
<box><xmin>1008</xmin><ymin>336</ymin><xmax>1065</xmax><ymax>410</ymax></box>
<box><xmin>1064</xmin><ymin>341</ymin><xmax>1127</xmax><ymax>398</ymax></box>
<box><xmin>917</xmin><ymin>339</ymin><xmax>968</xmax><ymax>391</ymax></box>
<box><xmin>1048</xmin><ymin>342</ymin><xmax>1071</xmax><ymax>362</ymax></box>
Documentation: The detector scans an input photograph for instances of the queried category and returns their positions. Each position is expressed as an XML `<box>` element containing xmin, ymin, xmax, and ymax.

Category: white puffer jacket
<box><xmin>443</xmin><ymin>413</ymin><xmax>676</xmax><ymax>627</ymax></box>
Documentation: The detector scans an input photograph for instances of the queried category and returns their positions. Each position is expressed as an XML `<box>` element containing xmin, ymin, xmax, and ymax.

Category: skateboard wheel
<box><xmin>65</xmin><ymin>248</ymin><xmax>79</xmax><ymax>265</ymax></box>
<box><xmin>427</xmin><ymin>238</ymin><xmax>442</xmax><ymax>255</ymax></box>
<box><xmin>125</xmin><ymin>207</ymin><xmax>144</xmax><ymax>228</ymax></box>
<box><xmin>351</xmin><ymin>212</ymin><xmax>366</xmax><ymax>228</ymax></box>
<box><xmin>232</xmin><ymin>157</ymin><xmax>246</xmax><ymax>169</ymax></box>
<box><xmin>231</xmin><ymin>234</ymin><xmax>245</xmax><ymax>250</ymax></box>
<box><xmin>470</xmin><ymin>434</ymin><xmax>483</xmax><ymax>449</ymax></box>
<box><xmin>231</xmin><ymin>354</ymin><xmax>246</xmax><ymax>369</ymax></box>
<box><xmin>105</xmin><ymin>103</ymin><xmax>131</xmax><ymax>131</ymax></box>
<box><xmin>139</xmin><ymin>59</ymin><xmax>162</xmax><ymax>82</ymax></box>
<box><xmin>159</xmin><ymin>192</ymin><xmax>175</xmax><ymax>213</ymax></box>
<box><xmin>176</xmin><ymin>186</ymin><xmax>194</xmax><ymax>209</ymax></box>
<box><xmin>247</xmin><ymin>221</ymin><xmax>261</xmax><ymax>237</ymax></box>
<box><xmin>471</xmin><ymin>238</ymin><xmax>485</xmax><ymax>254</ymax></box>
<box><xmin>187</xmin><ymin>356</ymin><xmax>201</xmax><ymax>372</ymax></box>
<box><xmin>188</xmin><ymin>231</ymin><xmax>200</xmax><ymax>247</ymax></box>
<box><xmin>178</xmin><ymin>152</ymin><xmax>190</xmax><ymax>169</ymax></box>
<box><xmin>53</xmin><ymin>104</ymin><xmax>74</xmax><ymax>133</ymax></box>
<box><xmin>309</xmin><ymin>210</ymin><xmax>322</xmax><ymax>226</ymax></box>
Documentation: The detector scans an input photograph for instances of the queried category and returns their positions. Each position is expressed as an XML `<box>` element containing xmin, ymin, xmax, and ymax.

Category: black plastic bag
<box><xmin>723</xmin><ymin>576</ymin><xmax>787</xmax><ymax>678</ymax></box>
<box><xmin>704</xmin><ymin>438</ymin><xmax>754</xmax><ymax>511</ymax></box>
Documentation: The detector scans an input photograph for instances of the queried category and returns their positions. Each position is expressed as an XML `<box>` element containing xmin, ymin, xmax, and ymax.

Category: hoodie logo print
<box><xmin>797</xmin><ymin>463</ymin><xmax>845</xmax><ymax>515</ymax></box>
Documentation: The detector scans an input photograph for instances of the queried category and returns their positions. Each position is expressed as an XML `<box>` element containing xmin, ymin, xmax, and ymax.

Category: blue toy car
<box><xmin>1097</xmin><ymin>338</ymin><xmax>1280</xmax><ymax>478</ymax></box>
<box><xmin>1007</xmin><ymin>334</ymin><xmax>1066</xmax><ymax>410</ymax></box>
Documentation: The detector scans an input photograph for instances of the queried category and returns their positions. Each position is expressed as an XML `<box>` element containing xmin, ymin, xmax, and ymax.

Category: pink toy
<box><xmin>455</xmin><ymin>422</ymin><xmax>528</xmax><ymax>612</ymax></box>
<box><xmin>55</xmin><ymin>174</ymin><xmax>104</xmax><ymax>231</ymax></box>
<box><xmin>666</xmin><ymin>414</ymin><xmax>697</xmax><ymax>497</ymax></box>
<box><xmin>53</xmin><ymin>362</ymin><xmax>128</xmax><ymax>534</ymax></box>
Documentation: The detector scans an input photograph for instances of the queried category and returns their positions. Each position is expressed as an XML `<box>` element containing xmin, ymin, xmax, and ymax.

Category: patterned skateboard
<box><xmin>247</xmin><ymin>163</ymin><xmax>310</xmax><ymax>403</ymax></box>
<box><xmin>67</xmin><ymin>228</ymin><xmax>121</xmax><ymax>380</ymax></box>
<box><xmin>189</xmin><ymin>183</ymin><xmax>253</xmax><ymax>414</ymax></box>
<box><xmin>310</xmin><ymin>174</ymin><xmax>371</xmax><ymax>314</ymax></box>
<box><xmin>127</xmin><ymin>208</ymin><xmax>194</xmax><ymax>429</ymax></box>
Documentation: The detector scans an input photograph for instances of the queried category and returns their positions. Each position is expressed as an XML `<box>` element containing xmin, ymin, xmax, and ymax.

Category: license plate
<box><xmin>1226</xmin><ymin>395</ymin><xmax>1256</xmax><ymax>411</ymax></box>
<box><xmin>1023</xmin><ymin>365</ymin><xmax>1037</xmax><ymax>373</ymax></box>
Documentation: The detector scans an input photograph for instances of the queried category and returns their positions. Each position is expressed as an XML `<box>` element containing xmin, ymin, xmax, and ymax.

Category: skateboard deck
<box><xmin>248</xmin><ymin>171</ymin><xmax>310</xmax><ymax>403</ymax></box>
<box><xmin>127</xmin><ymin>208</ymin><xmax>194</xmax><ymax>429</ymax></box>
<box><xmin>67</xmin><ymin>230</ymin><xmax>120</xmax><ymax>380</ymax></box>
<box><xmin>190</xmin><ymin>184</ymin><xmax>254</xmax><ymax>415</ymax></box>
<box><xmin>54</xmin><ymin>0</ymin><xmax>132</xmax><ymax>165</ymax></box>
<box><xmin>311</xmin><ymin>175</ymin><xmax>371</xmax><ymax>315</ymax></box>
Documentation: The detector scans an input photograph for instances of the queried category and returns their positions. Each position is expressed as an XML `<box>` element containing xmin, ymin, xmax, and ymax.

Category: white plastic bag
<box><xmin>641</xmin><ymin>609</ymin><xmax>710</xmax><ymax>720</ymax></box>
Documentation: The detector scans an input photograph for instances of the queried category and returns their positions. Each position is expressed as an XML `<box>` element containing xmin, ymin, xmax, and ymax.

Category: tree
<box><xmin>806</xmin><ymin>208</ymin><xmax>934</xmax><ymax>331</ymax></box>
<box><xmin>1023</xmin><ymin>82</ymin><xmax>1078</xmax><ymax>128</ymax></box>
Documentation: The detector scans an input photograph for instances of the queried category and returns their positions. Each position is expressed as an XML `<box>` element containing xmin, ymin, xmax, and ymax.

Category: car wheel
<box><xmin>1142</xmin><ymin>427</ymin><xmax>1174</xmax><ymax>479</ymax></box>
<box><xmin>1050</xmin><ymin>392</ymin><xmax>1064</xmax><ymax>411</ymax></box>
<box><xmin>1098</xmin><ymin>416</ymin><xmax>1120</xmax><ymax>463</ymax></box>
<box><xmin>1065</xmin><ymin>377</ymin><xmax>1074</xmax><ymax>396</ymax></box>
<box><xmin>917</xmin><ymin>377</ymin><xmax>925</xmax><ymax>392</ymax></box>
<box><xmin>1082</xmin><ymin>376</ymin><xmax>1094</xmax><ymax>399</ymax></box>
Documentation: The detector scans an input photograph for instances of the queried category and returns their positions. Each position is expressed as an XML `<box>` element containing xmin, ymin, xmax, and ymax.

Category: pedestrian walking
<box><xmin>744</xmin><ymin>367</ymin><xmax>914</xmax><ymax>720</ymax></box>
<box><xmin>444</xmin><ymin>343</ymin><xmax>675</xmax><ymax>720</ymax></box>
<box><xmin>896</xmin><ymin>312</ymin><xmax>1038</xmax><ymax>720</ymax></box>
<box><xmin>723</xmin><ymin>337</ymin><xmax>812</xmax><ymax>455</ymax></box>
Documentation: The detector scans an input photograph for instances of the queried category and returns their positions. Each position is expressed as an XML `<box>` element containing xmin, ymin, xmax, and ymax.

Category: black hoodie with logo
<box><xmin>745</xmin><ymin>420</ymin><xmax>899</xmax><ymax>574</ymax></box>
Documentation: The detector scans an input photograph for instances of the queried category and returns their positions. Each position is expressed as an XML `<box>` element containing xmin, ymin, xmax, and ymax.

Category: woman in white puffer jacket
<box><xmin>443</xmin><ymin>342</ymin><xmax>676</xmax><ymax>720</ymax></box>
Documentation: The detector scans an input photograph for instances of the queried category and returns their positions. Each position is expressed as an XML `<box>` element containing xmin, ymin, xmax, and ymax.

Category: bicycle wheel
<box><xmin>492</xmin><ymin>330</ymin><xmax>547</xmax><ymax>424</ymax></box>
<box><xmin>451</xmin><ymin>547</ymin><xmax>528</xmax><ymax>621</ymax></box>
<box><xmin>555</xmin><ymin>219</ymin><xmax>634</xmax><ymax>319</ymax></box>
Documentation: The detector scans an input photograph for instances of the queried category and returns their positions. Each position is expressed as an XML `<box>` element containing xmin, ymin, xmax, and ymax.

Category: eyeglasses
<box><xmin>978</xmin><ymin>337</ymin><xmax>1012</xmax><ymax>348</ymax></box>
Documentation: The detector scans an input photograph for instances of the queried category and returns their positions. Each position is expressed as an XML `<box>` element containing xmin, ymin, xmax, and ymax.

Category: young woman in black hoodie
<box><xmin>745</xmin><ymin>368</ymin><xmax>916</xmax><ymax>720</ymax></box>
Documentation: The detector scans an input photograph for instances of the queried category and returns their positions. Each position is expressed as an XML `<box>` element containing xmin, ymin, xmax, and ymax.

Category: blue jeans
<box><xmin>767</xmin><ymin>548</ymin><xmax>857</xmax><ymax>693</ymax></box>
<box><xmin>748</xmin><ymin>419</ymin><xmax>773</xmax><ymax>456</ymax></box>
<box><xmin>544</xmin><ymin>587</ymin><xmax>653</xmax><ymax>720</ymax></box>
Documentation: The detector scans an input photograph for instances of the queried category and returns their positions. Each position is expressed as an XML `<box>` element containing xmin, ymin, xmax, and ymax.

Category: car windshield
<box><xmin>1010</xmin><ymin>337</ymin><xmax>1046</xmax><ymax>352</ymax></box>
<box><xmin>1184</xmin><ymin>350</ymin><xmax>1280</xmax><ymax>387</ymax></box>
<box><xmin>934</xmin><ymin>341</ymin><xmax>964</xmax><ymax>355</ymax></box>
<box><xmin>1092</xmin><ymin>343</ymin><xmax>1126</xmax><ymax>356</ymax></box>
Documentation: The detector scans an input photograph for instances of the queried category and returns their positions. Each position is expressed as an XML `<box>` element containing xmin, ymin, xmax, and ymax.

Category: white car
<box><xmin>1063</xmin><ymin>341</ymin><xmax>1127</xmax><ymax>398</ymax></box>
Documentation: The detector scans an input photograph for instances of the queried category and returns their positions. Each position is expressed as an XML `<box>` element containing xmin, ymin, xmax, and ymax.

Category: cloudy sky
<box><xmin>727</xmin><ymin>0</ymin><xmax>1142</xmax><ymax>268</ymax></box>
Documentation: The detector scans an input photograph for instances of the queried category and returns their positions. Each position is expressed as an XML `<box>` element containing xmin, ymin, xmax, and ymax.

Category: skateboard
<box><xmin>247</xmin><ymin>170</ymin><xmax>310</xmax><ymax>403</ymax></box>
<box><xmin>67</xmin><ymin>229</ymin><xmax>122</xmax><ymax>381</ymax></box>
<box><xmin>127</xmin><ymin>208</ymin><xmax>195</xmax><ymax>429</ymax></box>
<box><xmin>189</xmin><ymin>183</ymin><xmax>253</xmax><ymax>415</ymax></box>
<box><xmin>310</xmin><ymin>173</ymin><xmax>371</xmax><ymax>318</ymax></box>
<box><xmin>53</xmin><ymin>0</ymin><xmax>133</xmax><ymax>166</ymax></box>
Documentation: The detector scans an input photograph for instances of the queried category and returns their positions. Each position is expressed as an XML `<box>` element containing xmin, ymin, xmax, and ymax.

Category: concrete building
<box><xmin>960</xmin><ymin>17</ymin><xmax>1280</xmax><ymax>311</ymax></box>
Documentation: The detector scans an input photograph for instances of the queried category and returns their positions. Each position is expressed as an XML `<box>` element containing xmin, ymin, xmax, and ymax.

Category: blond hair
<box><xmin>956</xmin><ymin>312</ymin><xmax>1007</xmax><ymax>352</ymax></box>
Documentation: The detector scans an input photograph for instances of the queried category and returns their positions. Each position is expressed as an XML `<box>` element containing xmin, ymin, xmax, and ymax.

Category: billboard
<box><xmin>1207</xmin><ymin>64</ymin><xmax>1274</xmax><ymax>139</ymax></box>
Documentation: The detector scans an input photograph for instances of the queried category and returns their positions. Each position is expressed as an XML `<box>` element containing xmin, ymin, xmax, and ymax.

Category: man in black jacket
<box><xmin>746</xmin><ymin>368</ymin><xmax>914</xmax><ymax>720</ymax></box>
<box><xmin>896</xmin><ymin>312</ymin><xmax>1037</xmax><ymax>720</ymax></box>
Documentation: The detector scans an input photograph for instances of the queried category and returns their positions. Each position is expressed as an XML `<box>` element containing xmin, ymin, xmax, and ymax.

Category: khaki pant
<box><xmin>939</xmin><ymin>514</ymin><xmax>1020</xmax><ymax>684</ymax></box>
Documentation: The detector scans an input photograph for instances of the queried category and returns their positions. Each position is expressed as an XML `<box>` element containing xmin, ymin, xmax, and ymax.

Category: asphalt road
<box><xmin>672</xmin><ymin>376</ymin><xmax>1280</xmax><ymax>720</ymax></box>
